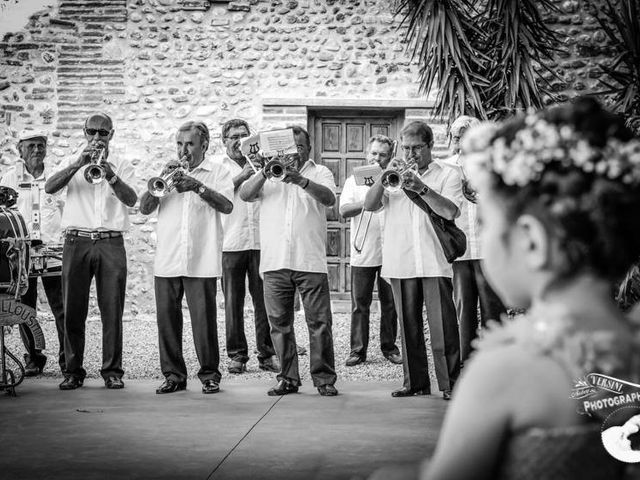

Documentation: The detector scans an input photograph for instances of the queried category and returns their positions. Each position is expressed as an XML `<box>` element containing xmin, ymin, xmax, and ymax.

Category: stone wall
<box><xmin>0</xmin><ymin>0</ymin><xmax>614</xmax><ymax>316</ymax></box>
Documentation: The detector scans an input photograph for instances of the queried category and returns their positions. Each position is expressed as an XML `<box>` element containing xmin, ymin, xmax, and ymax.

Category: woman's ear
<box><xmin>514</xmin><ymin>214</ymin><xmax>550</xmax><ymax>271</ymax></box>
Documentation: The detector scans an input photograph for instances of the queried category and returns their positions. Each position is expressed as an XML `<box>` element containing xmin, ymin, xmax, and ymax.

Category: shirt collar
<box><xmin>17</xmin><ymin>159</ymin><xmax>46</xmax><ymax>181</ymax></box>
<box><xmin>190</xmin><ymin>157</ymin><xmax>213</xmax><ymax>172</ymax></box>
<box><xmin>300</xmin><ymin>159</ymin><xmax>317</xmax><ymax>174</ymax></box>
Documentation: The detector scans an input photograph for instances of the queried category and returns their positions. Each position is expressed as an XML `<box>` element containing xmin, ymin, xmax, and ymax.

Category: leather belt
<box><xmin>66</xmin><ymin>229</ymin><xmax>123</xmax><ymax>240</ymax></box>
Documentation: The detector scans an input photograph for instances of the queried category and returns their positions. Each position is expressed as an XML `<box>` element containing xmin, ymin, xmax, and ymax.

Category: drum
<box><xmin>0</xmin><ymin>201</ymin><xmax>30</xmax><ymax>298</ymax></box>
<box><xmin>29</xmin><ymin>243</ymin><xmax>63</xmax><ymax>277</ymax></box>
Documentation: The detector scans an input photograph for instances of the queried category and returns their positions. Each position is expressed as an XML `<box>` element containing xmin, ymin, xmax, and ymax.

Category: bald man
<box><xmin>45</xmin><ymin>112</ymin><xmax>137</xmax><ymax>390</ymax></box>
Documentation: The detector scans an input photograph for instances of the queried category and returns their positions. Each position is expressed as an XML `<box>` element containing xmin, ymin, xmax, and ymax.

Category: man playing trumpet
<box><xmin>364</xmin><ymin>121</ymin><xmax>462</xmax><ymax>400</ymax></box>
<box><xmin>240</xmin><ymin>126</ymin><xmax>338</xmax><ymax>397</ymax></box>
<box><xmin>339</xmin><ymin>134</ymin><xmax>401</xmax><ymax>367</ymax></box>
<box><xmin>45</xmin><ymin>112</ymin><xmax>137</xmax><ymax>390</ymax></box>
<box><xmin>140</xmin><ymin>121</ymin><xmax>233</xmax><ymax>395</ymax></box>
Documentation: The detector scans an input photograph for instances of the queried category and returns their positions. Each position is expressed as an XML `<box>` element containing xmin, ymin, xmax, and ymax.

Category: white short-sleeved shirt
<box><xmin>1</xmin><ymin>160</ymin><xmax>64</xmax><ymax>244</ymax></box>
<box><xmin>256</xmin><ymin>159</ymin><xmax>335</xmax><ymax>274</ymax></box>
<box><xmin>57</xmin><ymin>152</ymin><xmax>135</xmax><ymax>232</ymax></box>
<box><xmin>442</xmin><ymin>154</ymin><xmax>481</xmax><ymax>260</ymax></box>
<box><xmin>154</xmin><ymin>158</ymin><xmax>234</xmax><ymax>278</ymax></box>
<box><xmin>340</xmin><ymin>175</ymin><xmax>384</xmax><ymax>267</ymax></box>
<box><xmin>217</xmin><ymin>155</ymin><xmax>260</xmax><ymax>252</ymax></box>
<box><xmin>380</xmin><ymin>160</ymin><xmax>463</xmax><ymax>279</ymax></box>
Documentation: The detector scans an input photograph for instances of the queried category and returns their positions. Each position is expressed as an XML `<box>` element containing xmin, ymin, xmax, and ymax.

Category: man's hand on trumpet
<box><xmin>173</xmin><ymin>174</ymin><xmax>202</xmax><ymax>194</ymax></box>
<box><xmin>240</xmin><ymin>153</ymin><xmax>262</xmax><ymax>180</ymax></box>
<box><xmin>401</xmin><ymin>170</ymin><xmax>427</xmax><ymax>194</ymax></box>
<box><xmin>75</xmin><ymin>141</ymin><xmax>106</xmax><ymax>169</ymax></box>
<box><xmin>281</xmin><ymin>168</ymin><xmax>306</xmax><ymax>187</ymax></box>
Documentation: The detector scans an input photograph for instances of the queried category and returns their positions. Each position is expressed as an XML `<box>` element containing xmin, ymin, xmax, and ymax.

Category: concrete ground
<box><xmin>0</xmin><ymin>378</ymin><xmax>447</xmax><ymax>480</ymax></box>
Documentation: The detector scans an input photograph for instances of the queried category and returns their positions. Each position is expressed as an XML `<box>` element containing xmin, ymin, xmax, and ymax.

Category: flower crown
<box><xmin>462</xmin><ymin>115</ymin><xmax>640</xmax><ymax>187</ymax></box>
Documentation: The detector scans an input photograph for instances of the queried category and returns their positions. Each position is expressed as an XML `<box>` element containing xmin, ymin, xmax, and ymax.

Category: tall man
<box><xmin>1</xmin><ymin>129</ymin><xmax>65</xmax><ymax>376</ymax></box>
<box><xmin>45</xmin><ymin>112</ymin><xmax>138</xmax><ymax>390</ymax></box>
<box><xmin>444</xmin><ymin>116</ymin><xmax>505</xmax><ymax>364</ymax></box>
<box><xmin>140</xmin><ymin>121</ymin><xmax>233</xmax><ymax>395</ymax></box>
<box><xmin>240</xmin><ymin>126</ymin><xmax>338</xmax><ymax>397</ymax></box>
<box><xmin>218</xmin><ymin>119</ymin><xmax>277</xmax><ymax>374</ymax></box>
<box><xmin>339</xmin><ymin>134</ymin><xmax>401</xmax><ymax>367</ymax></box>
<box><xmin>364</xmin><ymin>121</ymin><xmax>462</xmax><ymax>400</ymax></box>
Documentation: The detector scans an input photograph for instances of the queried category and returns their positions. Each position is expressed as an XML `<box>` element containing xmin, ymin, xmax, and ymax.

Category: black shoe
<box><xmin>384</xmin><ymin>352</ymin><xmax>403</xmax><ymax>365</ymax></box>
<box><xmin>59</xmin><ymin>377</ymin><xmax>83</xmax><ymax>390</ymax></box>
<box><xmin>267</xmin><ymin>379</ymin><xmax>299</xmax><ymax>396</ymax></box>
<box><xmin>156</xmin><ymin>379</ymin><xmax>187</xmax><ymax>394</ymax></box>
<box><xmin>105</xmin><ymin>376</ymin><xmax>124</xmax><ymax>389</ymax></box>
<box><xmin>259</xmin><ymin>356</ymin><xmax>280</xmax><ymax>373</ymax></box>
<box><xmin>228</xmin><ymin>359</ymin><xmax>247</xmax><ymax>374</ymax></box>
<box><xmin>24</xmin><ymin>360</ymin><xmax>43</xmax><ymax>377</ymax></box>
<box><xmin>345</xmin><ymin>354</ymin><xmax>365</xmax><ymax>367</ymax></box>
<box><xmin>443</xmin><ymin>389</ymin><xmax>452</xmax><ymax>400</ymax></box>
<box><xmin>391</xmin><ymin>387</ymin><xmax>431</xmax><ymax>397</ymax></box>
<box><xmin>202</xmin><ymin>379</ymin><xmax>220</xmax><ymax>394</ymax></box>
<box><xmin>317</xmin><ymin>384</ymin><xmax>338</xmax><ymax>396</ymax></box>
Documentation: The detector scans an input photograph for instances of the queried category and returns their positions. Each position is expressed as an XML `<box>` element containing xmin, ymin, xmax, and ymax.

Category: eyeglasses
<box><xmin>85</xmin><ymin>128</ymin><xmax>111</xmax><ymax>137</ymax></box>
<box><xmin>227</xmin><ymin>134</ymin><xmax>249</xmax><ymax>141</ymax></box>
<box><xmin>401</xmin><ymin>144</ymin><xmax>427</xmax><ymax>154</ymax></box>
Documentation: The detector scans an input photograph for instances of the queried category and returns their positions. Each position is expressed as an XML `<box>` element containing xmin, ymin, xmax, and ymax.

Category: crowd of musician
<box><xmin>0</xmin><ymin>112</ymin><xmax>505</xmax><ymax>398</ymax></box>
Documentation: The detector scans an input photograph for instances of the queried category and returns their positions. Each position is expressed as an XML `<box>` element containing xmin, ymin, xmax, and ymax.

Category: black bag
<box><xmin>403</xmin><ymin>189</ymin><xmax>467</xmax><ymax>263</ymax></box>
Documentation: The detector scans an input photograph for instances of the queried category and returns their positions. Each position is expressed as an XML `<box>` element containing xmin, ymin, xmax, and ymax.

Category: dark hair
<box><xmin>221</xmin><ymin>119</ymin><xmax>249</xmax><ymax>139</ymax></box>
<box><xmin>289</xmin><ymin>125</ymin><xmax>311</xmax><ymax>149</ymax></box>
<box><xmin>369</xmin><ymin>134</ymin><xmax>393</xmax><ymax>150</ymax></box>
<box><xmin>400</xmin><ymin>121</ymin><xmax>433</xmax><ymax>144</ymax></box>
<box><xmin>178</xmin><ymin>121</ymin><xmax>210</xmax><ymax>149</ymax></box>
<box><xmin>487</xmin><ymin>97</ymin><xmax>640</xmax><ymax>281</ymax></box>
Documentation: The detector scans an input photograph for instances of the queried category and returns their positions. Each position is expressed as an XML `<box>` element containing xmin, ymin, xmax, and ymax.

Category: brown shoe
<box><xmin>385</xmin><ymin>352</ymin><xmax>403</xmax><ymax>365</ymax></box>
<box><xmin>317</xmin><ymin>384</ymin><xmax>338</xmax><ymax>396</ymax></box>
<box><xmin>228</xmin><ymin>359</ymin><xmax>247</xmax><ymax>374</ymax></box>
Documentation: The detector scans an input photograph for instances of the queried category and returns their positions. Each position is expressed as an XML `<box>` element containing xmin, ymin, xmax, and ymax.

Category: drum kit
<box><xmin>0</xmin><ymin>184</ymin><xmax>61</xmax><ymax>396</ymax></box>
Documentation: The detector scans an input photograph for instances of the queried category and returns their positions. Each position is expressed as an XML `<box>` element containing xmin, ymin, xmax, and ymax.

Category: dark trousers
<box><xmin>453</xmin><ymin>260</ymin><xmax>506</xmax><ymax>363</ymax></box>
<box><xmin>155</xmin><ymin>276</ymin><xmax>221</xmax><ymax>384</ymax></box>
<box><xmin>62</xmin><ymin>235</ymin><xmax>127</xmax><ymax>381</ymax></box>
<box><xmin>350</xmin><ymin>266</ymin><xmax>399</xmax><ymax>358</ymax></box>
<box><xmin>19</xmin><ymin>275</ymin><xmax>65</xmax><ymax>373</ymax></box>
<box><xmin>222</xmin><ymin>250</ymin><xmax>274</xmax><ymax>363</ymax></box>
<box><xmin>263</xmin><ymin>269</ymin><xmax>336</xmax><ymax>387</ymax></box>
<box><xmin>390</xmin><ymin>277</ymin><xmax>460</xmax><ymax>392</ymax></box>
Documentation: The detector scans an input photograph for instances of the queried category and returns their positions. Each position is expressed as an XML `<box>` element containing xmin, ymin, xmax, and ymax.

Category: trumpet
<box><xmin>263</xmin><ymin>153</ymin><xmax>298</xmax><ymax>182</ymax></box>
<box><xmin>147</xmin><ymin>156</ymin><xmax>188</xmax><ymax>197</ymax></box>
<box><xmin>84</xmin><ymin>143</ymin><xmax>107</xmax><ymax>184</ymax></box>
<box><xmin>381</xmin><ymin>158</ymin><xmax>418</xmax><ymax>192</ymax></box>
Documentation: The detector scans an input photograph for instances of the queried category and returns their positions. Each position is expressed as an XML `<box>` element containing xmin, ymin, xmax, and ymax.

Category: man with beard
<box><xmin>218</xmin><ymin>119</ymin><xmax>277</xmax><ymax>375</ymax></box>
<box><xmin>1</xmin><ymin>129</ymin><xmax>65</xmax><ymax>376</ymax></box>
<box><xmin>240</xmin><ymin>126</ymin><xmax>338</xmax><ymax>397</ymax></box>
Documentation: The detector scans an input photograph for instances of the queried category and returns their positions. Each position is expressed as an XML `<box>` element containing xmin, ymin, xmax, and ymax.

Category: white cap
<box><xmin>18</xmin><ymin>128</ymin><xmax>48</xmax><ymax>142</ymax></box>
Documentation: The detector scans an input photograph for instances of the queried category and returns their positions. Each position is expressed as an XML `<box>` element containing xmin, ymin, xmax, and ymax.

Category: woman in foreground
<box><xmin>420</xmin><ymin>98</ymin><xmax>640</xmax><ymax>479</ymax></box>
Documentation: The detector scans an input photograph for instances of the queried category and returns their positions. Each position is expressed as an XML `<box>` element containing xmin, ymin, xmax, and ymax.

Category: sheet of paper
<box><xmin>353</xmin><ymin>164</ymin><xmax>382</xmax><ymax>186</ymax></box>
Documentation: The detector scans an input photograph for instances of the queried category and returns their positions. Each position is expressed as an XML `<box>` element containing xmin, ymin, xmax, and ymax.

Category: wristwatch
<box><xmin>419</xmin><ymin>185</ymin><xmax>430</xmax><ymax>196</ymax></box>
<box><xmin>197</xmin><ymin>184</ymin><xmax>206</xmax><ymax>195</ymax></box>
<box><xmin>108</xmin><ymin>175</ymin><xmax>118</xmax><ymax>186</ymax></box>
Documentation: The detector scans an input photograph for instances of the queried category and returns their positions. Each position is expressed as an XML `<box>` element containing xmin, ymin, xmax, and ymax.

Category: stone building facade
<box><xmin>0</xmin><ymin>0</ymin><xmax>613</xmax><ymax>315</ymax></box>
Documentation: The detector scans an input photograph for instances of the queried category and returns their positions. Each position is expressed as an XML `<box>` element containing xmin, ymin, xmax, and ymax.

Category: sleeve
<box><xmin>315</xmin><ymin>165</ymin><xmax>337</xmax><ymax>193</ymax></box>
<box><xmin>0</xmin><ymin>168</ymin><xmax>17</xmax><ymax>189</ymax></box>
<box><xmin>115</xmin><ymin>157</ymin><xmax>136</xmax><ymax>186</ymax></box>
<box><xmin>439</xmin><ymin>165</ymin><xmax>464</xmax><ymax>211</ymax></box>
<box><xmin>339</xmin><ymin>176</ymin><xmax>355</xmax><ymax>208</ymax></box>
<box><xmin>212</xmin><ymin>164</ymin><xmax>234</xmax><ymax>204</ymax></box>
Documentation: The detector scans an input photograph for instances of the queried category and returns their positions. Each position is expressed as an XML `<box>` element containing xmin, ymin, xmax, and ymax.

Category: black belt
<box><xmin>66</xmin><ymin>229</ymin><xmax>123</xmax><ymax>240</ymax></box>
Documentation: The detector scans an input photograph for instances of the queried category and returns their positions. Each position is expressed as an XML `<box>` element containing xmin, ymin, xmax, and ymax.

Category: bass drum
<box><xmin>0</xmin><ymin>205</ymin><xmax>30</xmax><ymax>297</ymax></box>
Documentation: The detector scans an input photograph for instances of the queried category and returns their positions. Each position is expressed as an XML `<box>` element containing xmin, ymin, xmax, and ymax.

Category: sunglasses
<box><xmin>85</xmin><ymin>128</ymin><xmax>111</xmax><ymax>137</ymax></box>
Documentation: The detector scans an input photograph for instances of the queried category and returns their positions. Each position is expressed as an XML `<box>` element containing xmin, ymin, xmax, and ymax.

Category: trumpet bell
<box><xmin>148</xmin><ymin>176</ymin><xmax>171</xmax><ymax>197</ymax></box>
<box><xmin>381</xmin><ymin>170</ymin><xmax>403</xmax><ymax>192</ymax></box>
<box><xmin>265</xmin><ymin>160</ymin><xmax>286</xmax><ymax>182</ymax></box>
<box><xmin>84</xmin><ymin>164</ymin><xmax>106</xmax><ymax>184</ymax></box>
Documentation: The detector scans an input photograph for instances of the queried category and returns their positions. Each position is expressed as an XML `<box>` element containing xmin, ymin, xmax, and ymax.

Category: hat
<box><xmin>18</xmin><ymin>128</ymin><xmax>48</xmax><ymax>142</ymax></box>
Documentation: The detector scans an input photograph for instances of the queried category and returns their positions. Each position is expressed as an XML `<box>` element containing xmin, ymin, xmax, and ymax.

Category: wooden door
<box><xmin>310</xmin><ymin>111</ymin><xmax>403</xmax><ymax>299</ymax></box>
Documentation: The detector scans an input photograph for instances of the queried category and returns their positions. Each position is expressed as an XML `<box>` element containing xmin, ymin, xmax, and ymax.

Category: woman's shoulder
<box><xmin>474</xmin><ymin>305</ymin><xmax>640</xmax><ymax>382</ymax></box>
